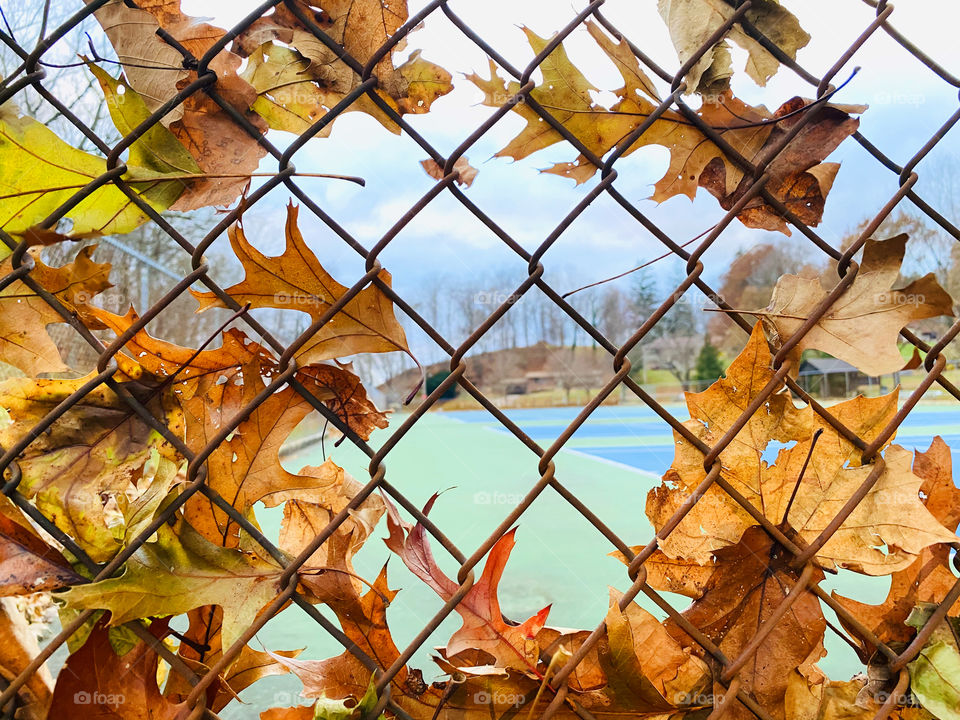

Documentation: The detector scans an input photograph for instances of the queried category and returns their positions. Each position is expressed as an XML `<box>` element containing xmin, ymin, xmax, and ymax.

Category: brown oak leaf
<box><xmin>667</xmin><ymin>527</ymin><xmax>827</xmax><ymax>720</ymax></box>
<box><xmin>469</xmin><ymin>22</ymin><xmax>859</xmax><ymax>233</ymax></box>
<box><xmin>756</xmin><ymin>233</ymin><xmax>954</xmax><ymax>376</ymax></box>
<box><xmin>87</xmin><ymin>0</ymin><xmax>267</xmax><ymax>208</ymax></box>
<box><xmin>234</xmin><ymin>0</ymin><xmax>452</xmax><ymax>135</ymax></box>
<box><xmin>47</xmin><ymin>616</ymin><xmax>182</xmax><ymax>719</ymax></box>
<box><xmin>191</xmin><ymin>202</ymin><xmax>410</xmax><ymax>365</ymax></box>
<box><xmin>644</xmin><ymin>323</ymin><xmax>957</xmax><ymax>574</ymax></box>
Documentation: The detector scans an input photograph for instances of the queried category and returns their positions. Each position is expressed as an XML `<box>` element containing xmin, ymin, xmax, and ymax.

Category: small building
<box><xmin>797</xmin><ymin>357</ymin><xmax>867</xmax><ymax>398</ymax></box>
<box><xmin>523</xmin><ymin>370</ymin><xmax>558</xmax><ymax>392</ymax></box>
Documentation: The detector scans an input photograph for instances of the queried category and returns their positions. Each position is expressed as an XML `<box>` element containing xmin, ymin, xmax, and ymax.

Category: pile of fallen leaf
<box><xmin>2</xmin><ymin>1</ymin><xmax>960</xmax><ymax>719</ymax></box>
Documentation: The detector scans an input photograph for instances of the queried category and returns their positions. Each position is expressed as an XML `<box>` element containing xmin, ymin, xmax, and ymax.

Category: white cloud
<box><xmin>182</xmin><ymin>0</ymin><xmax>960</xmax><ymax>298</ymax></box>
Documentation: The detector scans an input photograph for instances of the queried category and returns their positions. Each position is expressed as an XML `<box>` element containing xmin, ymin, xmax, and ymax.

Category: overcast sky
<box><xmin>178</xmin><ymin>0</ymin><xmax>960</xmax><ymax>314</ymax></box>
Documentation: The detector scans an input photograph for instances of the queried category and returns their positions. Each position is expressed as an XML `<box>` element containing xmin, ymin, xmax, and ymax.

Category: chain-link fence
<box><xmin>1</xmin><ymin>0</ymin><xmax>960</xmax><ymax>719</ymax></box>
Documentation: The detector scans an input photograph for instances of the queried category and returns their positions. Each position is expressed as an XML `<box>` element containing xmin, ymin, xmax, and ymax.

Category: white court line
<box><xmin>443</xmin><ymin>411</ymin><xmax>661</xmax><ymax>480</ymax></box>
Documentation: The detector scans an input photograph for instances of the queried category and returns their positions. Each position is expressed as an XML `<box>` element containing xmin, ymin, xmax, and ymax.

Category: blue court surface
<box><xmin>442</xmin><ymin>402</ymin><xmax>960</xmax><ymax>473</ymax></box>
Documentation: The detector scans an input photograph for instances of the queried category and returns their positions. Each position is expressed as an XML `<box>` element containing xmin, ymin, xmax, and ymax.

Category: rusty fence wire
<box><xmin>1</xmin><ymin>0</ymin><xmax>960</xmax><ymax>718</ymax></box>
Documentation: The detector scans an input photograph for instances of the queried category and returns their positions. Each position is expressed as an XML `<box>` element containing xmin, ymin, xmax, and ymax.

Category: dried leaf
<box><xmin>0</xmin><ymin>597</ymin><xmax>53</xmax><ymax>720</ymax></box>
<box><xmin>47</xmin><ymin>616</ymin><xmax>181</xmax><ymax>719</ymax></box>
<box><xmin>59</xmin><ymin>520</ymin><xmax>286</xmax><ymax>655</ymax></box>
<box><xmin>784</xmin><ymin>672</ymin><xmax>932</xmax><ymax>720</ymax></box>
<box><xmin>165</xmin><ymin>605</ymin><xmax>301</xmax><ymax>712</ymax></box>
<box><xmin>279</xmin><ymin>463</ymin><xmax>385</xmax><ymax>589</ymax></box>
<box><xmin>87</xmin><ymin>0</ymin><xmax>267</xmax><ymax>209</ymax></box>
<box><xmin>0</xmin><ymin>246</ymin><xmax>110</xmax><ymax>374</ymax></box>
<box><xmin>84</xmin><ymin>0</ymin><xmax>189</xmax><ymax>123</ymax></box>
<box><xmin>0</xmin><ymin>493</ymin><xmax>82</xmax><ymax>596</ymax></box>
<box><xmin>0</xmin><ymin>372</ymin><xmax>181</xmax><ymax>562</ymax></box>
<box><xmin>420</xmin><ymin>157</ymin><xmax>478</xmax><ymax>187</ymax></box>
<box><xmin>88</xmin><ymin>63</ymin><xmax>200</xmax><ymax>179</ymax></box>
<box><xmin>468</xmin><ymin>23</ymin><xmax>857</xmax><ymax>231</ymax></box>
<box><xmin>0</xmin><ymin>104</ymin><xmax>189</xmax><ymax>238</ymax></box>
<box><xmin>234</xmin><ymin>1</ymin><xmax>452</xmax><ymax>135</ymax></box>
<box><xmin>668</xmin><ymin>527</ymin><xmax>827</xmax><ymax>720</ymax></box>
<box><xmin>384</xmin><ymin>495</ymin><xmax>550</xmax><ymax>671</ymax></box>
<box><xmin>603</xmin><ymin>588</ymin><xmax>710</xmax><ymax>708</ymax></box>
<box><xmin>644</xmin><ymin>323</ymin><xmax>958</xmax><ymax>574</ymax></box>
<box><xmin>757</xmin><ymin>234</ymin><xmax>954</xmax><ymax>376</ymax></box>
<box><xmin>268</xmin><ymin>565</ymin><xmax>447</xmax><ymax>718</ymax></box>
<box><xmin>698</xmin><ymin>96</ymin><xmax>862</xmax><ymax>234</ymax></box>
<box><xmin>89</xmin><ymin>306</ymin><xmax>387</xmax><ymax>440</ymax></box>
<box><xmin>833</xmin><ymin>437</ymin><xmax>960</xmax><ymax>652</ymax></box>
<box><xmin>191</xmin><ymin>202</ymin><xmax>410</xmax><ymax>365</ymax></box>
<box><xmin>657</xmin><ymin>0</ymin><xmax>810</xmax><ymax>95</ymax></box>
<box><xmin>177</xmin><ymin>357</ymin><xmax>370</xmax><ymax>546</ymax></box>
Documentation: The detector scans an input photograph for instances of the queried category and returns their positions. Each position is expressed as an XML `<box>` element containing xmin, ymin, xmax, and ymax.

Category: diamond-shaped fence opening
<box><xmin>1</xmin><ymin>0</ymin><xmax>960</xmax><ymax>719</ymax></box>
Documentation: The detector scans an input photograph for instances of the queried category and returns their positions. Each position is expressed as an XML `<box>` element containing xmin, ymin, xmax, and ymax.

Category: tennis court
<box><xmin>233</xmin><ymin>402</ymin><xmax>960</xmax><ymax>715</ymax></box>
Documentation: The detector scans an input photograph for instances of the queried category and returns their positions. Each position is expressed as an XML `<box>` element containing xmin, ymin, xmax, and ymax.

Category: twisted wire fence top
<box><xmin>0</xmin><ymin>0</ymin><xmax>959</xmax><ymax>719</ymax></box>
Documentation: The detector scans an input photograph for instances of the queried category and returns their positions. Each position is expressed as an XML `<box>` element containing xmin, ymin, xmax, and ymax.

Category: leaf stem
<box><xmin>0</xmin><ymin>172</ymin><xmax>365</xmax><ymax>202</ymax></box>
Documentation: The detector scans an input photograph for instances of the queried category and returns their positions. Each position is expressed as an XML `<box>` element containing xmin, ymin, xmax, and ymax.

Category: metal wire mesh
<box><xmin>1</xmin><ymin>0</ymin><xmax>959</xmax><ymax>718</ymax></box>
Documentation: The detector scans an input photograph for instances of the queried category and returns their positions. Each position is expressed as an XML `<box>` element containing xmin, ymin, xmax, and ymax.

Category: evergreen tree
<box><xmin>695</xmin><ymin>339</ymin><xmax>725</xmax><ymax>385</ymax></box>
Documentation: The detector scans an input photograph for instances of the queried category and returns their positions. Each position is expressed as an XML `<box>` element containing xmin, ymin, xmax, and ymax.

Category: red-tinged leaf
<box><xmin>384</xmin><ymin>495</ymin><xmax>551</xmax><ymax>671</ymax></box>
<box><xmin>47</xmin><ymin>616</ymin><xmax>182</xmax><ymax>719</ymax></box>
<box><xmin>0</xmin><ymin>496</ymin><xmax>82</xmax><ymax>596</ymax></box>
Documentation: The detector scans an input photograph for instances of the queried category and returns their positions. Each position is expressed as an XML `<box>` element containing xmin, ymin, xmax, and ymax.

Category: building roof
<box><xmin>798</xmin><ymin>357</ymin><xmax>861</xmax><ymax>374</ymax></box>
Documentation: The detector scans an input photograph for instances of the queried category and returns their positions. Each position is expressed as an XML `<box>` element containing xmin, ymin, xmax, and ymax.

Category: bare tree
<box><xmin>1</xmin><ymin>0</ymin><xmax>119</xmax><ymax>149</ymax></box>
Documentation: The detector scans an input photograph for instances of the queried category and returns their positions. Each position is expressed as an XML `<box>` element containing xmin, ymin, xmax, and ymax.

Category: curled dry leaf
<box><xmin>756</xmin><ymin>233</ymin><xmax>954</xmax><ymax>376</ymax></box>
<box><xmin>89</xmin><ymin>304</ymin><xmax>388</xmax><ymax>437</ymax></box>
<box><xmin>47</xmin><ymin>616</ymin><xmax>181</xmax><ymax>719</ymax></box>
<box><xmin>698</xmin><ymin>96</ymin><xmax>863</xmax><ymax>234</ymax></box>
<box><xmin>468</xmin><ymin>22</ymin><xmax>859</xmax><ymax>232</ymax></box>
<box><xmin>0</xmin><ymin>597</ymin><xmax>53</xmax><ymax>720</ymax></box>
<box><xmin>234</xmin><ymin>0</ymin><xmax>452</xmax><ymax>135</ymax></box>
<box><xmin>599</xmin><ymin>588</ymin><xmax>710</xmax><ymax>710</ymax></box>
<box><xmin>86</xmin><ymin>0</ymin><xmax>267</xmax><ymax>209</ymax></box>
<box><xmin>667</xmin><ymin>527</ymin><xmax>827</xmax><ymax>720</ymax></box>
<box><xmin>0</xmin><ymin>494</ymin><xmax>82</xmax><ymax>596</ymax></box>
<box><xmin>421</xmin><ymin>157</ymin><xmax>479</xmax><ymax>187</ymax></box>
<box><xmin>267</xmin><ymin>565</ymin><xmax>448</xmax><ymax>718</ymax></box>
<box><xmin>0</xmin><ymin>246</ymin><xmax>110</xmax><ymax>374</ymax></box>
<box><xmin>165</xmin><ymin>605</ymin><xmax>301</xmax><ymax>712</ymax></box>
<box><xmin>279</xmin><ymin>459</ymin><xmax>386</xmax><ymax>603</ymax></box>
<box><xmin>0</xmin><ymin>371</ymin><xmax>181</xmax><ymax>563</ymax></box>
<box><xmin>191</xmin><ymin>202</ymin><xmax>411</xmax><ymax>365</ymax></box>
<box><xmin>784</xmin><ymin>670</ymin><xmax>933</xmax><ymax>720</ymax></box>
<box><xmin>657</xmin><ymin>0</ymin><xmax>810</xmax><ymax>95</ymax></box>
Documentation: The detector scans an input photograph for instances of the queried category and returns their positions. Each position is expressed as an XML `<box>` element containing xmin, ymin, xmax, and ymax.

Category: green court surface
<box><xmin>227</xmin><ymin>406</ymin><xmax>925</xmax><ymax>715</ymax></box>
